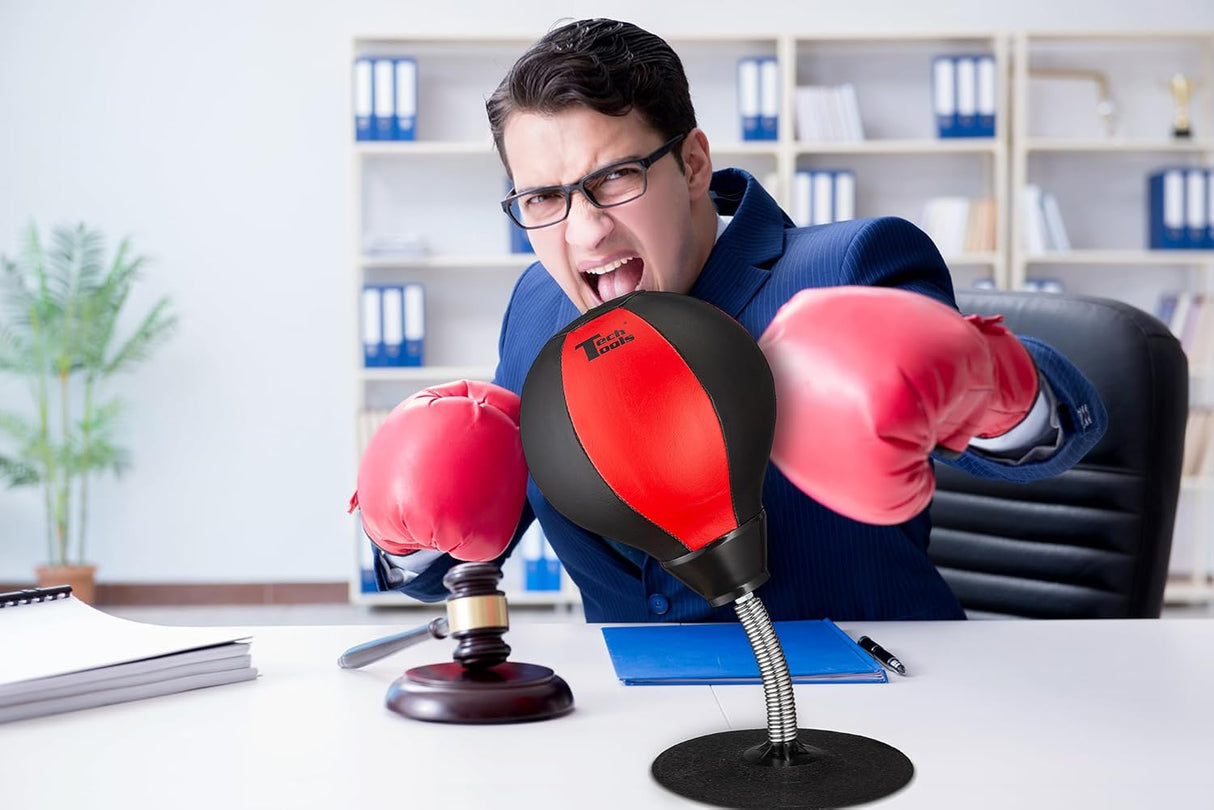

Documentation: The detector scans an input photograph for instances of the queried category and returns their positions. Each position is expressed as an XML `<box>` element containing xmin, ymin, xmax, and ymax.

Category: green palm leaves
<box><xmin>0</xmin><ymin>223</ymin><xmax>177</xmax><ymax>565</ymax></box>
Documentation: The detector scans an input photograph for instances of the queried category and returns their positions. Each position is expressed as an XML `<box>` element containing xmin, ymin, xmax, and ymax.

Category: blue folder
<box><xmin>353</xmin><ymin>57</ymin><xmax>374</xmax><ymax>141</ymax></box>
<box><xmin>738</xmin><ymin>57</ymin><xmax>762</xmax><ymax>141</ymax></box>
<box><xmin>1149</xmin><ymin>169</ymin><xmax>1188</xmax><ymax>249</ymax></box>
<box><xmin>600</xmin><ymin>619</ymin><xmax>886</xmax><ymax>685</ymax></box>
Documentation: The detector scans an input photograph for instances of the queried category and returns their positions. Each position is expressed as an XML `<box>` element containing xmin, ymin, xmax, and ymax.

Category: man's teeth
<box><xmin>585</xmin><ymin>257</ymin><xmax>637</xmax><ymax>275</ymax></box>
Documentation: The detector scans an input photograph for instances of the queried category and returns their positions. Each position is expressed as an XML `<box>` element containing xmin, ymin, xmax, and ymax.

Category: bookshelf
<box><xmin>788</xmin><ymin>33</ymin><xmax>1008</xmax><ymax>289</ymax></box>
<box><xmin>1010</xmin><ymin>31</ymin><xmax>1214</xmax><ymax>604</ymax></box>
<box><xmin>1172</xmin><ymin>474</ymin><xmax>1214</xmax><ymax>604</ymax></box>
<box><xmin>348</xmin><ymin>29</ymin><xmax>1214</xmax><ymax>607</ymax></box>
<box><xmin>349</xmin><ymin>35</ymin><xmax>581</xmax><ymax>608</ymax></box>
<box><xmin>1010</xmin><ymin>31</ymin><xmax>1214</xmax><ymax>289</ymax></box>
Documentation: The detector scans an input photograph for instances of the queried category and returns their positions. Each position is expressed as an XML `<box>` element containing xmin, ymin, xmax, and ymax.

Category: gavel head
<box><xmin>519</xmin><ymin>291</ymin><xmax>776</xmax><ymax>607</ymax></box>
<box><xmin>442</xmin><ymin>562</ymin><xmax>511</xmax><ymax>670</ymax></box>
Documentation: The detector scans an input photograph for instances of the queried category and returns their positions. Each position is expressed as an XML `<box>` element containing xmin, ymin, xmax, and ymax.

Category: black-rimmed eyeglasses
<box><xmin>501</xmin><ymin>133</ymin><xmax>687</xmax><ymax>230</ymax></box>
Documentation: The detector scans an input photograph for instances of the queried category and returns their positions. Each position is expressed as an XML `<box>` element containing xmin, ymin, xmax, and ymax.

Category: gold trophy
<box><xmin>1167</xmin><ymin>74</ymin><xmax>1196</xmax><ymax>138</ymax></box>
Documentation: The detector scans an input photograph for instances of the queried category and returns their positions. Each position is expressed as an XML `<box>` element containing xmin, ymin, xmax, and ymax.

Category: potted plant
<box><xmin>0</xmin><ymin>223</ymin><xmax>177</xmax><ymax>603</ymax></box>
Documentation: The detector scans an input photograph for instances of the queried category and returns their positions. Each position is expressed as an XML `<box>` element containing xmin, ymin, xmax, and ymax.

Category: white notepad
<box><xmin>0</xmin><ymin>589</ymin><xmax>257</xmax><ymax>723</ymax></box>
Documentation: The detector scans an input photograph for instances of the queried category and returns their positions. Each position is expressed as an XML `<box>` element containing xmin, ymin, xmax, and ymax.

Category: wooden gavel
<box><xmin>338</xmin><ymin>561</ymin><xmax>573</xmax><ymax>724</ymax></box>
<box><xmin>338</xmin><ymin>561</ymin><xmax>511</xmax><ymax>670</ymax></box>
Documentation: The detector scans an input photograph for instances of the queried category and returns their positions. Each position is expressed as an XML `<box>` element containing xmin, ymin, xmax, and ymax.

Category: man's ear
<box><xmin>681</xmin><ymin>128</ymin><xmax>713</xmax><ymax>199</ymax></box>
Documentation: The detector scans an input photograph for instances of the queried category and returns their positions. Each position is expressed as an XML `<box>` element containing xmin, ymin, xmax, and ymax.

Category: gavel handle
<box><xmin>337</xmin><ymin>617</ymin><xmax>450</xmax><ymax>669</ymax></box>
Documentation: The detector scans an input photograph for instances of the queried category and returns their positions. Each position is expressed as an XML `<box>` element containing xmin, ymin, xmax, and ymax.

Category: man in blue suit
<box><xmin>366</xmin><ymin>19</ymin><xmax>1107</xmax><ymax>622</ymax></box>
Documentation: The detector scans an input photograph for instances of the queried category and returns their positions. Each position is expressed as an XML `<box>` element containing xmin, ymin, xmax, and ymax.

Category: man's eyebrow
<box><xmin>512</xmin><ymin>180</ymin><xmax>565</xmax><ymax>196</ymax></box>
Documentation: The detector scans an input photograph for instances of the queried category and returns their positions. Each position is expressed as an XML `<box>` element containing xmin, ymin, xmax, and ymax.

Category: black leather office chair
<box><xmin>928</xmin><ymin>290</ymin><xmax>1188</xmax><ymax>619</ymax></box>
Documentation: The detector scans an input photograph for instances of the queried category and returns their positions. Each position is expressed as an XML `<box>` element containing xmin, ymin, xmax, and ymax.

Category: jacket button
<box><xmin>647</xmin><ymin>593</ymin><xmax>670</xmax><ymax>615</ymax></box>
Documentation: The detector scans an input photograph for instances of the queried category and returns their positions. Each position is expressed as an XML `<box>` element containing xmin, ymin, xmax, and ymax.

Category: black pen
<box><xmin>858</xmin><ymin>635</ymin><xmax>907</xmax><ymax>676</ymax></box>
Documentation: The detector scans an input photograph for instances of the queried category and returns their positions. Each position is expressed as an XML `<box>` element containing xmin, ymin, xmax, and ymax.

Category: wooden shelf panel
<box><xmin>356</xmin><ymin>141</ymin><xmax>497</xmax><ymax>156</ymax></box>
<box><xmin>944</xmin><ymin>252</ymin><xmax>999</xmax><ymax>266</ymax></box>
<box><xmin>796</xmin><ymin>138</ymin><xmax>999</xmax><ymax>155</ymax></box>
<box><xmin>1023</xmin><ymin>30</ymin><xmax>1214</xmax><ymax>42</ymax></box>
<box><xmin>708</xmin><ymin>142</ymin><xmax>781</xmax><ymax>156</ymax></box>
<box><xmin>361</xmin><ymin>255</ymin><xmax>536</xmax><ymax>270</ymax></box>
<box><xmin>361</xmin><ymin>366</ymin><xmax>496</xmax><ymax>382</ymax></box>
<box><xmin>792</xmin><ymin>31</ymin><xmax>1001</xmax><ymax>44</ymax></box>
<box><xmin>1024</xmin><ymin>250</ymin><xmax>1214</xmax><ymax>266</ymax></box>
<box><xmin>1025</xmin><ymin>138</ymin><xmax>1214</xmax><ymax>153</ymax></box>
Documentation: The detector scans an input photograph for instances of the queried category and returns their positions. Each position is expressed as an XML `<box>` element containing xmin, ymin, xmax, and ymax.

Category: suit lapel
<box><xmin>690</xmin><ymin>169</ymin><xmax>788</xmax><ymax>317</ymax></box>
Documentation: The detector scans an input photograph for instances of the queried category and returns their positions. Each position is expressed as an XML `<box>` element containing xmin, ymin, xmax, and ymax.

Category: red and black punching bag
<box><xmin>519</xmin><ymin>291</ymin><xmax>776</xmax><ymax>607</ymax></box>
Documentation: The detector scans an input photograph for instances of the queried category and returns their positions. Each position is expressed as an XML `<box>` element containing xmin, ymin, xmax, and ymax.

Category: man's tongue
<box><xmin>596</xmin><ymin>259</ymin><xmax>644</xmax><ymax>302</ymax></box>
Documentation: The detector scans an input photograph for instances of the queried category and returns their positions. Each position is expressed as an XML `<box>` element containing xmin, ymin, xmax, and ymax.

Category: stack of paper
<box><xmin>921</xmin><ymin>196</ymin><xmax>997</xmax><ymax>255</ymax></box>
<box><xmin>0</xmin><ymin>591</ymin><xmax>257</xmax><ymax>724</ymax></box>
<box><xmin>795</xmin><ymin>84</ymin><xmax>865</xmax><ymax>142</ymax></box>
<box><xmin>1021</xmin><ymin>185</ymin><xmax>1071</xmax><ymax>253</ymax></box>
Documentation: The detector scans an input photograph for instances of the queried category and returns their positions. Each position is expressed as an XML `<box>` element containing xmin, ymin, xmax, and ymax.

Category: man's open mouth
<box><xmin>583</xmin><ymin>256</ymin><xmax>644</xmax><ymax>307</ymax></box>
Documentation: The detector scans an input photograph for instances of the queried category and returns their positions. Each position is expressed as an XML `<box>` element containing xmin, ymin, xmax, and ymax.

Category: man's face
<box><xmin>502</xmin><ymin>108</ymin><xmax>708</xmax><ymax>313</ymax></box>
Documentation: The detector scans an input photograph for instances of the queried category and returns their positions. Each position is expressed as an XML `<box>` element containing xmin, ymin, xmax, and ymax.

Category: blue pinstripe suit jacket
<box><xmin>381</xmin><ymin>168</ymin><xmax>1107</xmax><ymax>622</ymax></box>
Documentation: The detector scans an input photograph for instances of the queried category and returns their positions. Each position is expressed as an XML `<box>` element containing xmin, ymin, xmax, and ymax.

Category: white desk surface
<box><xmin>2</xmin><ymin>618</ymin><xmax>1213</xmax><ymax>809</ymax></box>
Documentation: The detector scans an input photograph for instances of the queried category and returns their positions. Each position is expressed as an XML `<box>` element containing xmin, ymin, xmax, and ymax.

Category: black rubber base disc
<box><xmin>651</xmin><ymin>728</ymin><xmax>913</xmax><ymax>809</ymax></box>
<box><xmin>386</xmin><ymin>661</ymin><xmax>574</xmax><ymax>724</ymax></box>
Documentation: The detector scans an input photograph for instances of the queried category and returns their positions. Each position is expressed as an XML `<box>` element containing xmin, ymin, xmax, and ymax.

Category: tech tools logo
<box><xmin>573</xmin><ymin>328</ymin><xmax>636</xmax><ymax>361</ymax></box>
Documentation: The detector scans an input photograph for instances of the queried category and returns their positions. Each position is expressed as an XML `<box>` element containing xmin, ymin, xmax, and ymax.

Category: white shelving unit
<box><xmin>347</xmin><ymin>29</ymin><xmax>1214</xmax><ymax>607</ymax></box>
<box><xmin>1010</xmin><ymin>31</ymin><xmax>1214</xmax><ymax>291</ymax></box>
<box><xmin>348</xmin><ymin>35</ymin><xmax>581</xmax><ymax>609</ymax></box>
<box><xmin>346</xmin><ymin>31</ymin><xmax>1015</xmax><ymax>607</ymax></box>
<box><xmin>1171</xmin><ymin>476</ymin><xmax>1214</xmax><ymax>604</ymax></box>
<box><xmin>788</xmin><ymin>33</ymin><xmax>1009</xmax><ymax>289</ymax></box>
<box><xmin>1011</xmin><ymin>31</ymin><xmax>1214</xmax><ymax>604</ymax></box>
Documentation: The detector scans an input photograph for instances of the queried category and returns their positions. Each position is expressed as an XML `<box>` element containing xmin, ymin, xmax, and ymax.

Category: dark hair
<box><xmin>486</xmin><ymin>19</ymin><xmax>696</xmax><ymax>176</ymax></box>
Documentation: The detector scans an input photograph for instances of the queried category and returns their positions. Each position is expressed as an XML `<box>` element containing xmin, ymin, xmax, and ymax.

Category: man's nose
<box><xmin>563</xmin><ymin>193</ymin><xmax>613</xmax><ymax>248</ymax></box>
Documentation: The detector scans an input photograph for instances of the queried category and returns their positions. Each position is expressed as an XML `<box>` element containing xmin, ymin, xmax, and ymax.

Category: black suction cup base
<box><xmin>651</xmin><ymin>728</ymin><xmax>913</xmax><ymax>809</ymax></box>
<box><xmin>386</xmin><ymin>661</ymin><xmax>574</xmax><ymax>724</ymax></box>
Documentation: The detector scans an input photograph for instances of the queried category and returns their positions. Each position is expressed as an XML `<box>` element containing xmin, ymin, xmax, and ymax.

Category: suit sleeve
<box><xmin>839</xmin><ymin>216</ymin><xmax>1107</xmax><ymax>483</ymax></box>
<box><xmin>372</xmin><ymin>501</ymin><xmax>537</xmax><ymax>602</ymax></box>
<box><xmin>946</xmin><ymin>335</ymin><xmax>1107</xmax><ymax>481</ymax></box>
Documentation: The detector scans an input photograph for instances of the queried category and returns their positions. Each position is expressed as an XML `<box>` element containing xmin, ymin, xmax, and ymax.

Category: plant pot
<box><xmin>35</xmin><ymin>564</ymin><xmax>98</xmax><ymax>604</ymax></box>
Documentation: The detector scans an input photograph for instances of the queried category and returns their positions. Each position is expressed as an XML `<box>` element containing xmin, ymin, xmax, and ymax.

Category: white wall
<box><xmin>1</xmin><ymin>0</ymin><xmax>1211</xmax><ymax>583</ymax></box>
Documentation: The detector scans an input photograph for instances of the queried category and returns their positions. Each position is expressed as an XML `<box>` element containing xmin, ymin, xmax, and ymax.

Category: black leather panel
<box><xmin>936</xmin><ymin>568</ymin><xmax>1130</xmax><ymax>619</ymax></box>
<box><xmin>927</xmin><ymin>291</ymin><xmax>1188</xmax><ymax>619</ymax></box>
<box><xmin>929</xmin><ymin>527</ymin><xmax>1134</xmax><ymax>593</ymax></box>
<box><xmin>931</xmin><ymin>491</ymin><xmax>1142</xmax><ymax>555</ymax></box>
<box><xmin>934</xmin><ymin>465</ymin><xmax>1145</xmax><ymax>513</ymax></box>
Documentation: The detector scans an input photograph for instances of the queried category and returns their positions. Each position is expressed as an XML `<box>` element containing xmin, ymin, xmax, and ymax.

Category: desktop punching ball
<box><xmin>520</xmin><ymin>292</ymin><xmax>913</xmax><ymax>810</ymax></box>
<box><xmin>519</xmin><ymin>291</ymin><xmax>773</xmax><ymax>607</ymax></box>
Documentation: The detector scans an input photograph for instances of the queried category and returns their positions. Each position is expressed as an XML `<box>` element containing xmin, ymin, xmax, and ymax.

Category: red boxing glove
<box><xmin>348</xmin><ymin>380</ymin><xmax>528</xmax><ymax>561</ymax></box>
<box><xmin>758</xmin><ymin>286</ymin><xmax>1038</xmax><ymax>525</ymax></box>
